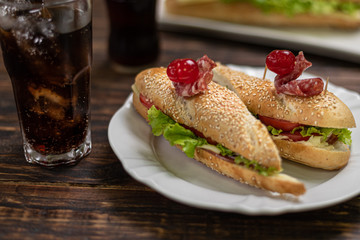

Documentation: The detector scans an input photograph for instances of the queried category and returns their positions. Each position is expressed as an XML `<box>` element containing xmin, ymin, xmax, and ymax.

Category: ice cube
<box><xmin>28</xmin><ymin>85</ymin><xmax>71</xmax><ymax>121</ymax></box>
<box><xmin>0</xmin><ymin>1</ymin><xmax>32</xmax><ymax>30</ymax></box>
<box><xmin>12</xmin><ymin>15</ymin><xmax>56</xmax><ymax>55</ymax></box>
<box><xmin>28</xmin><ymin>85</ymin><xmax>69</xmax><ymax>107</ymax></box>
<box><xmin>0</xmin><ymin>14</ymin><xmax>14</xmax><ymax>30</ymax></box>
<box><xmin>30</xmin><ymin>99</ymin><xmax>66</xmax><ymax>121</ymax></box>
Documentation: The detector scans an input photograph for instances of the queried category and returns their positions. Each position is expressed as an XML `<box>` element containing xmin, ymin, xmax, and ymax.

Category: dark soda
<box><xmin>0</xmin><ymin>5</ymin><xmax>92</xmax><ymax>157</ymax></box>
<box><xmin>106</xmin><ymin>0</ymin><xmax>159</xmax><ymax>67</ymax></box>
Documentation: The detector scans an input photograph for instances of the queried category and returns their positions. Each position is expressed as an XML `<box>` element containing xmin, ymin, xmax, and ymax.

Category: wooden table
<box><xmin>1</xmin><ymin>1</ymin><xmax>359</xmax><ymax>239</ymax></box>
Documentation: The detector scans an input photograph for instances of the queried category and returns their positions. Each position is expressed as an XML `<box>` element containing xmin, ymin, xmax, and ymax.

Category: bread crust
<box><xmin>273</xmin><ymin>138</ymin><xmax>350</xmax><ymax>170</ymax></box>
<box><xmin>165</xmin><ymin>0</ymin><xmax>360</xmax><ymax>29</ymax></box>
<box><xmin>213</xmin><ymin>64</ymin><xmax>354</xmax><ymax>169</ymax></box>
<box><xmin>134</xmin><ymin>67</ymin><xmax>282</xmax><ymax>169</ymax></box>
<box><xmin>133</xmin><ymin>88</ymin><xmax>306</xmax><ymax>195</ymax></box>
<box><xmin>194</xmin><ymin>148</ymin><xmax>305</xmax><ymax>196</ymax></box>
<box><xmin>213</xmin><ymin>64</ymin><xmax>356</xmax><ymax>128</ymax></box>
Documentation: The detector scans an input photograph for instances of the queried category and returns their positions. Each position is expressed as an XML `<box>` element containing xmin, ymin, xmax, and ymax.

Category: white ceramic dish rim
<box><xmin>108</xmin><ymin>66</ymin><xmax>360</xmax><ymax>215</ymax></box>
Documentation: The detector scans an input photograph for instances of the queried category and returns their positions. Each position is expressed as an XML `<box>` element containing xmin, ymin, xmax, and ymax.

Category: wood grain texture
<box><xmin>0</xmin><ymin>0</ymin><xmax>359</xmax><ymax>239</ymax></box>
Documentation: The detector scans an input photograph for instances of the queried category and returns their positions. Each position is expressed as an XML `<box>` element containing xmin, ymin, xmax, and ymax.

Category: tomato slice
<box><xmin>258</xmin><ymin>115</ymin><xmax>301</xmax><ymax>131</ymax></box>
<box><xmin>279</xmin><ymin>131</ymin><xmax>310</xmax><ymax>142</ymax></box>
<box><xmin>139</xmin><ymin>94</ymin><xmax>154</xmax><ymax>109</ymax></box>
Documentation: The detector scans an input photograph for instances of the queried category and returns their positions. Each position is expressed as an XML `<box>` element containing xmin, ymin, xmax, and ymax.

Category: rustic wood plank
<box><xmin>0</xmin><ymin>182</ymin><xmax>359</xmax><ymax>240</ymax></box>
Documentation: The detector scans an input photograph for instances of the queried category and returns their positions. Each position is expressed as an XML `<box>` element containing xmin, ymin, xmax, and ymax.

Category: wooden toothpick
<box><xmin>324</xmin><ymin>77</ymin><xmax>329</xmax><ymax>95</ymax></box>
<box><xmin>262</xmin><ymin>65</ymin><xmax>267</xmax><ymax>80</ymax></box>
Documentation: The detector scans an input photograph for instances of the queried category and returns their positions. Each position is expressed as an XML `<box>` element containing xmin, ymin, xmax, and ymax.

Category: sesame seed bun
<box><xmin>274</xmin><ymin>138</ymin><xmax>350</xmax><ymax>170</ymax></box>
<box><xmin>213</xmin><ymin>64</ymin><xmax>355</xmax><ymax>170</ymax></box>
<box><xmin>213</xmin><ymin>64</ymin><xmax>356</xmax><ymax>128</ymax></box>
<box><xmin>132</xmin><ymin>67</ymin><xmax>306</xmax><ymax>195</ymax></box>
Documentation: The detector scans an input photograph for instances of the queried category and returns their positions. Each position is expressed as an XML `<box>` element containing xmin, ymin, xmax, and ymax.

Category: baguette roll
<box><xmin>132</xmin><ymin>67</ymin><xmax>306</xmax><ymax>196</ymax></box>
<box><xmin>273</xmin><ymin>138</ymin><xmax>350</xmax><ymax>170</ymax></box>
<box><xmin>165</xmin><ymin>0</ymin><xmax>360</xmax><ymax>29</ymax></box>
<box><xmin>213</xmin><ymin>64</ymin><xmax>356</xmax><ymax>170</ymax></box>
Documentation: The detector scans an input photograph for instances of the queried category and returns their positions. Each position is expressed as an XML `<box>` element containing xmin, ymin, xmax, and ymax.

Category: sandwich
<box><xmin>131</xmin><ymin>55</ymin><xmax>306</xmax><ymax>196</ymax></box>
<box><xmin>212</xmin><ymin>51</ymin><xmax>356</xmax><ymax>170</ymax></box>
<box><xmin>165</xmin><ymin>0</ymin><xmax>360</xmax><ymax>29</ymax></box>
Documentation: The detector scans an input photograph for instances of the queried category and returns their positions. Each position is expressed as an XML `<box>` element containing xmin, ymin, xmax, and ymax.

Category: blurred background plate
<box><xmin>157</xmin><ymin>0</ymin><xmax>360</xmax><ymax>64</ymax></box>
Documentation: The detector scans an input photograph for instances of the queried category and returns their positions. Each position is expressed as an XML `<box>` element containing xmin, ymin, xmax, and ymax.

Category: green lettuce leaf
<box><xmin>163</xmin><ymin>123</ymin><xmax>208</xmax><ymax>158</ymax></box>
<box><xmin>332</xmin><ymin>128</ymin><xmax>352</xmax><ymax>146</ymax></box>
<box><xmin>290</xmin><ymin>126</ymin><xmax>352</xmax><ymax>145</ymax></box>
<box><xmin>148</xmin><ymin>106</ymin><xmax>175</xmax><ymax>136</ymax></box>
<box><xmin>216</xmin><ymin>144</ymin><xmax>234</xmax><ymax>156</ymax></box>
<box><xmin>267</xmin><ymin>125</ymin><xmax>283</xmax><ymax>136</ymax></box>
<box><xmin>220</xmin><ymin>0</ymin><xmax>360</xmax><ymax>16</ymax></box>
<box><xmin>148</xmin><ymin>106</ymin><xmax>205</xmax><ymax>158</ymax></box>
<box><xmin>234</xmin><ymin>155</ymin><xmax>279</xmax><ymax>176</ymax></box>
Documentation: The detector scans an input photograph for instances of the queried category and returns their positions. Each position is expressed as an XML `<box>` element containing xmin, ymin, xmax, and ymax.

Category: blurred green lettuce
<box><xmin>221</xmin><ymin>0</ymin><xmax>360</xmax><ymax>16</ymax></box>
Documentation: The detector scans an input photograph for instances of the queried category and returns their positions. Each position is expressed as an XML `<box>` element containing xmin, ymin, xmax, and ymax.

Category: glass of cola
<box><xmin>105</xmin><ymin>0</ymin><xmax>159</xmax><ymax>73</ymax></box>
<box><xmin>0</xmin><ymin>0</ymin><xmax>92</xmax><ymax>166</ymax></box>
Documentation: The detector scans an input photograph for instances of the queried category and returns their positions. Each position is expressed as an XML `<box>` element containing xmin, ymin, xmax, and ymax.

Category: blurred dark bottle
<box><xmin>105</xmin><ymin>0</ymin><xmax>159</xmax><ymax>73</ymax></box>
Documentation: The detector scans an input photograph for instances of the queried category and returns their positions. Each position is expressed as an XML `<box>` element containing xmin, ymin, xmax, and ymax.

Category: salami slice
<box><xmin>173</xmin><ymin>55</ymin><xmax>217</xmax><ymax>97</ymax></box>
<box><xmin>274</xmin><ymin>51</ymin><xmax>324</xmax><ymax>97</ymax></box>
<box><xmin>275</xmin><ymin>77</ymin><xmax>324</xmax><ymax>97</ymax></box>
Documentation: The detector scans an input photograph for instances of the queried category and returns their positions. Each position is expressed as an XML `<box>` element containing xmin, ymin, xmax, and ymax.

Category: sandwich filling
<box><xmin>259</xmin><ymin>115</ymin><xmax>352</xmax><ymax>150</ymax></box>
<box><xmin>178</xmin><ymin>0</ymin><xmax>360</xmax><ymax>16</ymax></box>
<box><xmin>243</xmin><ymin>0</ymin><xmax>360</xmax><ymax>16</ymax></box>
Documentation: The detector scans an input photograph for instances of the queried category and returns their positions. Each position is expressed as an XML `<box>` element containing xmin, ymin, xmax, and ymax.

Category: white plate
<box><xmin>108</xmin><ymin>66</ymin><xmax>360</xmax><ymax>215</ymax></box>
<box><xmin>157</xmin><ymin>0</ymin><xmax>360</xmax><ymax>64</ymax></box>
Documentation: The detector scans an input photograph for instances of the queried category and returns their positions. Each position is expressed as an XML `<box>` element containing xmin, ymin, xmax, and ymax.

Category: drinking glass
<box><xmin>105</xmin><ymin>0</ymin><xmax>159</xmax><ymax>73</ymax></box>
<box><xmin>0</xmin><ymin>0</ymin><xmax>92</xmax><ymax>166</ymax></box>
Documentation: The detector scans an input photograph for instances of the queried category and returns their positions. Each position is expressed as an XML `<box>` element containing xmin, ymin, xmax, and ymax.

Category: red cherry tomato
<box><xmin>280</xmin><ymin>131</ymin><xmax>311</xmax><ymax>142</ymax></box>
<box><xmin>258</xmin><ymin>115</ymin><xmax>301</xmax><ymax>132</ymax></box>
<box><xmin>167</xmin><ymin>58</ymin><xmax>199</xmax><ymax>84</ymax></box>
<box><xmin>139</xmin><ymin>94</ymin><xmax>153</xmax><ymax>109</ymax></box>
<box><xmin>266</xmin><ymin>50</ymin><xmax>296</xmax><ymax>75</ymax></box>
